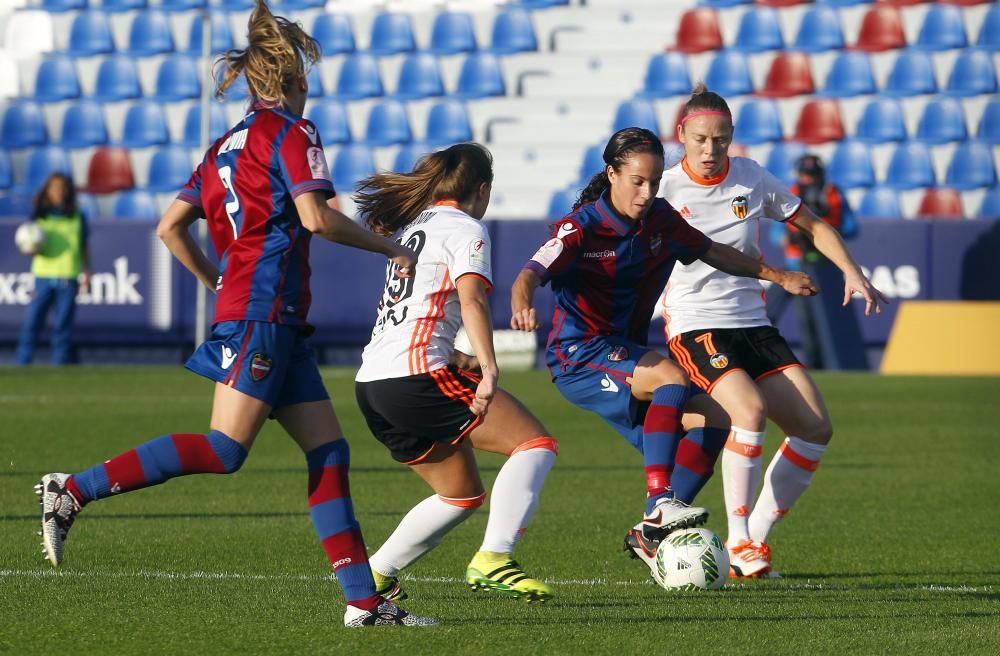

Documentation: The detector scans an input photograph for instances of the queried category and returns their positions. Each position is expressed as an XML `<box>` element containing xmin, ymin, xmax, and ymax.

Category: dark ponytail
<box><xmin>573</xmin><ymin>127</ymin><xmax>665</xmax><ymax>211</ymax></box>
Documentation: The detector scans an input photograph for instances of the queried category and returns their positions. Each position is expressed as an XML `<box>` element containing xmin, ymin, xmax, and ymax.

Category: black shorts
<box><xmin>355</xmin><ymin>365</ymin><xmax>483</xmax><ymax>464</ymax></box>
<box><xmin>668</xmin><ymin>325</ymin><xmax>802</xmax><ymax>393</ymax></box>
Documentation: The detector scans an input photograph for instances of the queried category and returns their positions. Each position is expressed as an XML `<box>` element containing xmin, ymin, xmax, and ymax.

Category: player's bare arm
<box><xmin>156</xmin><ymin>199</ymin><xmax>220</xmax><ymax>292</ymax></box>
<box><xmin>456</xmin><ymin>275</ymin><xmax>498</xmax><ymax>416</ymax></box>
<box><xmin>701</xmin><ymin>242</ymin><xmax>819</xmax><ymax>297</ymax></box>
<box><xmin>510</xmin><ymin>269</ymin><xmax>542</xmax><ymax>331</ymax></box>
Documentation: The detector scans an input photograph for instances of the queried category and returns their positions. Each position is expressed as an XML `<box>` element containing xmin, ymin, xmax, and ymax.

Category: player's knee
<box><xmin>206</xmin><ymin>430</ymin><xmax>248</xmax><ymax>473</ymax></box>
<box><xmin>800</xmin><ymin>418</ymin><xmax>833</xmax><ymax>444</ymax></box>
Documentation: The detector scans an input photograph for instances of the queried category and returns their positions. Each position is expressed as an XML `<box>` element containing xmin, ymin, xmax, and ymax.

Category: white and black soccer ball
<box><xmin>655</xmin><ymin>528</ymin><xmax>729</xmax><ymax>591</ymax></box>
<box><xmin>14</xmin><ymin>222</ymin><xmax>46</xmax><ymax>255</ymax></box>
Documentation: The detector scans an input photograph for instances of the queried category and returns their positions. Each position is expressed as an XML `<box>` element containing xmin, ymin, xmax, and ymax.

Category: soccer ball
<box><xmin>14</xmin><ymin>222</ymin><xmax>46</xmax><ymax>255</ymax></box>
<box><xmin>655</xmin><ymin>528</ymin><xmax>730</xmax><ymax>591</ymax></box>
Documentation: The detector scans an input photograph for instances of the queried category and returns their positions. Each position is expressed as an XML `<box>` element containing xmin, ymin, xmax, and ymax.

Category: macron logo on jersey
<box><xmin>557</xmin><ymin>223</ymin><xmax>578</xmax><ymax>240</ymax></box>
<box><xmin>600</xmin><ymin>374</ymin><xmax>619</xmax><ymax>393</ymax></box>
<box><xmin>300</xmin><ymin>124</ymin><xmax>319</xmax><ymax>145</ymax></box>
<box><xmin>221</xmin><ymin>345</ymin><xmax>237</xmax><ymax>370</ymax></box>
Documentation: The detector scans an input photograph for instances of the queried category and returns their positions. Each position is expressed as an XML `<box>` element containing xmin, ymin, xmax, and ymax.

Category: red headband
<box><xmin>679</xmin><ymin>110</ymin><xmax>732</xmax><ymax>125</ymax></box>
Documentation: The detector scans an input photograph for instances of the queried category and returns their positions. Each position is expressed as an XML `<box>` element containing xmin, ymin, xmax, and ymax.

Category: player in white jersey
<box><xmin>659</xmin><ymin>85</ymin><xmax>887</xmax><ymax>578</ymax></box>
<box><xmin>353</xmin><ymin>143</ymin><xmax>557</xmax><ymax>603</ymax></box>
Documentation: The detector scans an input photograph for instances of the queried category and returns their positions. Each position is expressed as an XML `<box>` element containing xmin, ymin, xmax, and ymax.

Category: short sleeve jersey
<box><xmin>355</xmin><ymin>204</ymin><xmax>493</xmax><ymax>382</ymax></box>
<box><xmin>177</xmin><ymin>101</ymin><xmax>335</xmax><ymax>328</ymax></box>
<box><xmin>658</xmin><ymin>157</ymin><xmax>802</xmax><ymax>337</ymax></box>
<box><xmin>524</xmin><ymin>192</ymin><xmax>710</xmax><ymax>368</ymax></box>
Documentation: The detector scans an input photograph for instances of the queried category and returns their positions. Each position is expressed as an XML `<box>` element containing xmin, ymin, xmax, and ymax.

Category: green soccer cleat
<box><xmin>465</xmin><ymin>551</ymin><xmax>552</xmax><ymax>602</ymax></box>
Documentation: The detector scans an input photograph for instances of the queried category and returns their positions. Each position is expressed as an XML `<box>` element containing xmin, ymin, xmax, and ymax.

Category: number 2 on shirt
<box><xmin>218</xmin><ymin>165</ymin><xmax>240</xmax><ymax>240</ymax></box>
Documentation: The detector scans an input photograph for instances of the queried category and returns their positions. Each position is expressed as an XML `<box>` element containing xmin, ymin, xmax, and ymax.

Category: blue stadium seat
<box><xmin>978</xmin><ymin>186</ymin><xmax>1000</xmax><ymax>219</ymax></box>
<box><xmin>765</xmin><ymin>141</ymin><xmax>806</xmax><ymax>185</ymax></box>
<box><xmin>272</xmin><ymin>0</ymin><xmax>325</xmax><ymax>8</ymax></box>
<box><xmin>93</xmin><ymin>56</ymin><xmax>142</xmax><ymax>101</ymax></box>
<box><xmin>34</xmin><ymin>56</ymin><xmax>81</xmax><ymax>102</ymax></box>
<box><xmin>100</xmin><ymin>0</ymin><xmax>148</xmax><ymax>11</ymax></box>
<box><xmin>915</xmin><ymin>96</ymin><xmax>968</xmax><ymax>144</ymax></box>
<box><xmin>516</xmin><ymin>0</ymin><xmax>569</xmax><ymax>6</ymax></box>
<box><xmin>313</xmin><ymin>14</ymin><xmax>355</xmax><ymax>55</ymax></box>
<box><xmin>884</xmin><ymin>50</ymin><xmax>937</xmax><ymax>96</ymax></box>
<box><xmin>146</xmin><ymin>146</ymin><xmax>192</xmax><ymax>193</ymax></box>
<box><xmin>828</xmin><ymin>139</ymin><xmax>875</xmax><ymax>189</ymax></box>
<box><xmin>491</xmin><ymin>8</ymin><xmax>537</xmax><ymax>54</ymax></box>
<box><xmin>127</xmin><ymin>9</ymin><xmax>174</xmax><ymax>56</ymax></box>
<box><xmin>976</xmin><ymin>4</ymin><xmax>1000</xmax><ymax>51</ymax></box>
<box><xmin>2</xmin><ymin>101</ymin><xmax>48</xmax><ymax>148</ymax></box>
<box><xmin>977</xmin><ymin>98</ymin><xmax>1000</xmax><ymax>144</ymax></box>
<box><xmin>182</xmin><ymin>103</ymin><xmax>229</xmax><ymax>148</ymax></box>
<box><xmin>0</xmin><ymin>192</ymin><xmax>31</xmax><ymax>217</ymax></box>
<box><xmin>123</xmin><ymin>100</ymin><xmax>169</xmax><ymax>148</ymax></box>
<box><xmin>369</xmin><ymin>13</ymin><xmax>415</xmax><ymax>56</ymax></box>
<box><xmin>213</xmin><ymin>67</ymin><xmax>250</xmax><ymax>102</ymax></box>
<box><xmin>945</xmin><ymin>141</ymin><xmax>997</xmax><ymax>190</ymax></box>
<box><xmin>455</xmin><ymin>53</ymin><xmax>505</xmax><ymax>99</ymax></box>
<box><xmin>22</xmin><ymin>146</ymin><xmax>72</xmax><ymax>193</ymax></box>
<box><xmin>60</xmin><ymin>100</ymin><xmax>108</xmax><ymax>149</ymax></box>
<box><xmin>548</xmin><ymin>187</ymin><xmax>577</xmax><ymax>220</ymax></box>
<box><xmin>857</xmin><ymin>186</ymin><xmax>902</xmax><ymax>219</ymax></box>
<box><xmin>733</xmin><ymin>7</ymin><xmax>784</xmax><ymax>52</ymax></box>
<box><xmin>76</xmin><ymin>192</ymin><xmax>98</xmax><ymax>221</ymax></box>
<box><xmin>111</xmin><ymin>189</ymin><xmax>158</xmax><ymax>220</ymax></box>
<box><xmin>814</xmin><ymin>0</ymin><xmax>872</xmax><ymax>5</ymax></box>
<box><xmin>698</xmin><ymin>0</ymin><xmax>752</xmax><ymax>6</ymax></box>
<box><xmin>307</xmin><ymin>101</ymin><xmax>351</xmax><ymax>145</ymax></box>
<box><xmin>160</xmin><ymin>0</ymin><xmax>204</xmax><ymax>10</ymax></box>
<box><xmin>392</xmin><ymin>143</ymin><xmax>431</xmax><ymax>173</ymax></box>
<box><xmin>426</xmin><ymin>99</ymin><xmax>472</xmax><ymax>146</ymax></box>
<box><xmin>335</xmin><ymin>53</ymin><xmax>384</xmax><ymax>99</ymax></box>
<box><xmin>154</xmin><ymin>56</ymin><xmax>201</xmax><ymax>101</ymax></box>
<box><xmin>704</xmin><ymin>50</ymin><xmax>754</xmax><ymax>97</ymax></box>
<box><xmin>641</xmin><ymin>52</ymin><xmax>691</xmax><ymax>98</ymax></box>
<box><xmin>66</xmin><ymin>10</ymin><xmax>115</xmax><ymax>56</ymax></box>
<box><xmin>734</xmin><ymin>98</ymin><xmax>782</xmax><ymax>144</ymax></box>
<box><xmin>793</xmin><ymin>5</ymin><xmax>845</xmax><ymax>52</ymax></box>
<box><xmin>0</xmin><ymin>150</ymin><xmax>12</xmax><ymax>189</ymax></box>
<box><xmin>613</xmin><ymin>99</ymin><xmax>659</xmax><ymax>134</ymax></box>
<box><xmin>885</xmin><ymin>142</ymin><xmax>936</xmax><ymax>190</ymax></box>
<box><xmin>914</xmin><ymin>4</ymin><xmax>968</xmax><ymax>51</ymax></box>
<box><xmin>579</xmin><ymin>143</ymin><xmax>606</xmax><ymax>182</ymax></box>
<box><xmin>365</xmin><ymin>100</ymin><xmax>411</xmax><ymax>146</ymax></box>
<box><xmin>306</xmin><ymin>66</ymin><xmax>324</xmax><ymax>97</ymax></box>
<box><xmin>332</xmin><ymin>144</ymin><xmax>376</xmax><ymax>191</ymax></box>
<box><xmin>824</xmin><ymin>51</ymin><xmax>876</xmax><ymax>97</ymax></box>
<box><xmin>855</xmin><ymin>97</ymin><xmax>906</xmax><ymax>143</ymax></box>
<box><xmin>42</xmin><ymin>0</ymin><xmax>85</xmax><ymax>11</ymax></box>
<box><xmin>430</xmin><ymin>12</ymin><xmax>476</xmax><ymax>54</ymax></box>
<box><xmin>187</xmin><ymin>11</ymin><xmax>234</xmax><ymax>54</ymax></box>
<box><xmin>946</xmin><ymin>49</ymin><xmax>998</xmax><ymax>96</ymax></box>
<box><xmin>394</xmin><ymin>53</ymin><xmax>444</xmax><ymax>100</ymax></box>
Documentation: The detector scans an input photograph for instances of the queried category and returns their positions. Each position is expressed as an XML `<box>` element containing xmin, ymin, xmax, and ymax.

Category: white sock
<box><xmin>721</xmin><ymin>427</ymin><xmax>766</xmax><ymax>544</ymax></box>
<box><xmin>369</xmin><ymin>493</ymin><xmax>480</xmax><ymax>576</ymax></box>
<box><xmin>748</xmin><ymin>436</ymin><xmax>827</xmax><ymax>544</ymax></box>
<box><xmin>479</xmin><ymin>442</ymin><xmax>557</xmax><ymax>553</ymax></box>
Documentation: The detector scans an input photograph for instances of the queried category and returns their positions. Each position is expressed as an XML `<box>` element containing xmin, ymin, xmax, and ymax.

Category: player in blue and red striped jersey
<box><xmin>510</xmin><ymin>128</ymin><xmax>817</xmax><ymax>580</ymax></box>
<box><xmin>34</xmin><ymin>1</ymin><xmax>435</xmax><ymax>628</ymax></box>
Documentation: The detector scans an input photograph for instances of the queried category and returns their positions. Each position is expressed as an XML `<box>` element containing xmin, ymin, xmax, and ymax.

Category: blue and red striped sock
<box><xmin>671</xmin><ymin>427</ymin><xmax>728</xmax><ymax>504</ymax></box>
<box><xmin>306</xmin><ymin>439</ymin><xmax>379</xmax><ymax>611</ymax></box>
<box><xmin>66</xmin><ymin>430</ymin><xmax>247</xmax><ymax>505</ymax></box>
<box><xmin>642</xmin><ymin>383</ymin><xmax>690</xmax><ymax>513</ymax></box>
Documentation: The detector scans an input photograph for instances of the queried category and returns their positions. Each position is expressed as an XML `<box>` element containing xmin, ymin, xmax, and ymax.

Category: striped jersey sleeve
<box><xmin>524</xmin><ymin>218</ymin><xmax>584</xmax><ymax>285</ymax></box>
<box><xmin>278</xmin><ymin>119</ymin><xmax>336</xmax><ymax>199</ymax></box>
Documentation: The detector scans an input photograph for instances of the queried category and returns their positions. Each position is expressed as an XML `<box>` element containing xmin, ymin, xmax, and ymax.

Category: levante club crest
<box><xmin>731</xmin><ymin>196</ymin><xmax>748</xmax><ymax>220</ymax></box>
<box><xmin>649</xmin><ymin>233</ymin><xmax>663</xmax><ymax>256</ymax></box>
<box><xmin>607</xmin><ymin>345</ymin><xmax>629</xmax><ymax>362</ymax></box>
<box><xmin>250</xmin><ymin>353</ymin><xmax>273</xmax><ymax>381</ymax></box>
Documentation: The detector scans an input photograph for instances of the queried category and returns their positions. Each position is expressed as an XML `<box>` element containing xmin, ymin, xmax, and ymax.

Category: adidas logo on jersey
<box><xmin>679</xmin><ymin>206</ymin><xmax>693</xmax><ymax>220</ymax></box>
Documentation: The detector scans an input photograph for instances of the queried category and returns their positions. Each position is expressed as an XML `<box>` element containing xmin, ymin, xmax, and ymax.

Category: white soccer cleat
<box><xmin>343</xmin><ymin>601</ymin><xmax>438</xmax><ymax>628</ymax></box>
<box><xmin>35</xmin><ymin>473</ymin><xmax>81</xmax><ymax>567</ymax></box>
<box><xmin>641</xmin><ymin>496</ymin><xmax>709</xmax><ymax>542</ymax></box>
<box><xmin>727</xmin><ymin>539</ymin><xmax>773</xmax><ymax>578</ymax></box>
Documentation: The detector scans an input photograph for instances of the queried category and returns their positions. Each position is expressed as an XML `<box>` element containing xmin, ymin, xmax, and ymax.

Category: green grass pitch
<box><xmin>1</xmin><ymin>367</ymin><xmax>998</xmax><ymax>654</ymax></box>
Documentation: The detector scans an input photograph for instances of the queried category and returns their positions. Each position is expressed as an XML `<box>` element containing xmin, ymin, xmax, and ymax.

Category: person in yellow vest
<box><xmin>15</xmin><ymin>173</ymin><xmax>91</xmax><ymax>365</ymax></box>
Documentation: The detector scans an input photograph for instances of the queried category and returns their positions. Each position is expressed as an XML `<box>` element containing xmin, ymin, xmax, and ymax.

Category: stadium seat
<box><xmin>857</xmin><ymin>185</ymin><xmax>902</xmax><ymax>219</ymax></box>
<box><xmin>759</xmin><ymin>52</ymin><xmax>814</xmax><ymax>97</ymax></box>
<box><xmin>313</xmin><ymin>14</ymin><xmax>355</xmax><ymax>55</ymax></box>
<box><xmin>111</xmin><ymin>189</ymin><xmax>158</xmax><ymax>220</ymax></box>
<box><xmin>756</xmin><ymin>0</ymin><xmax>810</xmax><ymax>5</ymax></box>
<box><xmin>394</xmin><ymin>53</ymin><xmax>444</xmax><ymax>100</ymax></box>
<box><xmin>491</xmin><ymin>8</ymin><xmax>537</xmax><ymax>54</ymax></box>
<box><xmin>794</xmin><ymin>98</ymin><xmax>844</xmax><ymax>144</ymax></box>
<box><xmin>828</xmin><ymin>139</ymin><xmax>876</xmax><ymax>189</ymax></box>
<box><xmin>548</xmin><ymin>187</ymin><xmax>577</xmax><ymax>219</ymax></box>
<box><xmin>733</xmin><ymin>7</ymin><xmax>784</xmax><ymax>52</ymax></box>
<box><xmin>976</xmin><ymin>4</ymin><xmax>1000</xmax><ymax>51</ymax></box>
<box><xmin>579</xmin><ymin>143</ymin><xmax>606</xmax><ymax>182</ymax></box>
<box><xmin>159</xmin><ymin>0</ymin><xmax>205</xmax><ymax>10</ymax></box>
<box><xmin>978</xmin><ymin>186</ymin><xmax>1000</xmax><ymax>219</ymax></box>
<box><xmin>2</xmin><ymin>101</ymin><xmax>48</xmax><ymax>149</ymax></box>
<box><xmin>824</xmin><ymin>51</ymin><xmax>876</xmax><ymax>97</ymax></box>
<box><xmin>0</xmin><ymin>192</ymin><xmax>32</xmax><ymax>217</ymax></box>
<box><xmin>854</xmin><ymin>5</ymin><xmax>906</xmax><ymax>51</ymax></box>
<box><xmin>42</xmin><ymin>0</ymin><xmax>86</xmax><ymax>11</ymax></box>
<box><xmin>274</xmin><ymin>0</ymin><xmax>325</xmax><ymax>7</ymax></box>
<box><xmin>641</xmin><ymin>52</ymin><xmax>691</xmax><ymax>98</ymax></box>
<box><xmin>915</xmin><ymin>96</ymin><xmax>968</xmax><ymax>143</ymax></box>
<box><xmin>331</xmin><ymin>143</ymin><xmax>376</xmax><ymax>191</ymax></box>
<box><xmin>182</xmin><ymin>103</ymin><xmax>228</xmax><ymax>148</ymax></box>
<box><xmin>214</xmin><ymin>67</ymin><xmax>250</xmax><ymax>102</ymax></box>
<box><xmin>154</xmin><ymin>56</ymin><xmax>201</xmax><ymax>101</ymax></box>
<box><xmin>0</xmin><ymin>150</ymin><xmax>12</xmax><ymax>190</ymax></box>
<box><xmin>127</xmin><ymin>9</ymin><xmax>174</xmax><ymax>56</ymax></box>
<box><xmin>734</xmin><ymin>98</ymin><xmax>782</xmax><ymax>144</ymax></box>
<box><xmin>693</xmin><ymin>0</ymin><xmax>750</xmax><ymax>5</ymax></box>
<box><xmin>307</xmin><ymin>101</ymin><xmax>352</xmax><ymax>146</ymax></box>
<box><xmin>60</xmin><ymin>100</ymin><xmax>108</xmax><ymax>149</ymax></box>
<box><xmin>65</xmin><ymin>10</ymin><xmax>115</xmax><ymax>56</ymax></box>
<box><xmin>884</xmin><ymin>50</ymin><xmax>938</xmax><ymax>96</ymax></box>
<box><xmin>146</xmin><ymin>146</ymin><xmax>192</xmax><ymax>193</ymax></box>
<box><xmin>674</xmin><ymin>8</ymin><xmax>723</xmax><ymax>54</ymax></box>
<box><xmin>83</xmin><ymin>146</ymin><xmax>134</xmax><ymax>194</ymax></box>
<box><xmin>100</xmin><ymin>0</ymin><xmax>148</xmax><ymax>11</ymax></box>
<box><xmin>855</xmin><ymin>97</ymin><xmax>907</xmax><ymax>143</ymax></box>
<box><xmin>121</xmin><ymin>100</ymin><xmax>170</xmax><ymax>148</ymax></box>
<box><xmin>306</xmin><ymin>66</ymin><xmax>324</xmax><ymax>98</ymax></box>
<box><xmin>429</xmin><ymin>11</ymin><xmax>476</xmax><ymax>54</ymax></box>
<box><xmin>886</xmin><ymin>142</ymin><xmax>936</xmax><ymax>189</ymax></box>
<box><xmin>613</xmin><ymin>99</ymin><xmax>659</xmax><ymax>135</ymax></box>
<box><xmin>369</xmin><ymin>12</ymin><xmax>415</xmax><ymax>56</ymax></box>
<box><xmin>977</xmin><ymin>98</ymin><xmax>1000</xmax><ymax>144</ymax></box>
<box><xmin>425</xmin><ymin>99</ymin><xmax>472</xmax><ymax>145</ymax></box>
<box><xmin>455</xmin><ymin>53</ymin><xmax>505</xmax><ymax>99</ymax></box>
<box><xmin>365</xmin><ymin>100</ymin><xmax>412</xmax><ymax>146</ymax></box>
<box><xmin>793</xmin><ymin>5</ymin><xmax>845</xmax><ymax>52</ymax></box>
<box><xmin>187</xmin><ymin>11</ymin><xmax>234</xmax><ymax>54</ymax></box>
<box><xmin>917</xmin><ymin>188</ymin><xmax>963</xmax><ymax>219</ymax></box>
<box><xmin>335</xmin><ymin>53</ymin><xmax>384</xmax><ymax>99</ymax></box>
<box><xmin>945</xmin><ymin>49</ymin><xmax>998</xmax><ymax>96</ymax></box>
<box><xmin>914</xmin><ymin>4</ymin><xmax>968</xmax><ymax>51</ymax></box>
<box><xmin>23</xmin><ymin>146</ymin><xmax>72</xmax><ymax>193</ymax></box>
<box><xmin>93</xmin><ymin>56</ymin><xmax>142</xmax><ymax>101</ymax></box>
<box><xmin>393</xmin><ymin>143</ymin><xmax>431</xmax><ymax>173</ymax></box>
<box><xmin>704</xmin><ymin>50</ymin><xmax>754</xmax><ymax>97</ymax></box>
<box><xmin>33</xmin><ymin>57</ymin><xmax>81</xmax><ymax>102</ymax></box>
<box><xmin>76</xmin><ymin>191</ymin><xmax>98</xmax><ymax>220</ymax></box>
<box><xmin>945</xmin><ymin>141</ymin><xmax>997</xmax><ymax>190</ymax></box>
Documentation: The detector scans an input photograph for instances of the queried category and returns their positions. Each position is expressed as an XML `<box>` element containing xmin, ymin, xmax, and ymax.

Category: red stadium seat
<box><xmin>674</xmin><ymin>9</ymin><xmax>723</xmax><ymax>54</ymax></box>
<box><xmin>83</xmin><ymin>146</ymin><xmax>134</xmax><ymax>194</ymax></box>
<box><xmin>793</xmin><ymin>98</ymin><xmax>845</xmax><ymax>144</ymax></box>
<box><xmin>855</xmin><ymin>6</ymin><xmax>906</xmax><ymax>52</ymax></box>
<box><xmin>917</xmin><ymin>188</ymin><xmax>964</xmax><ymax>219</ymax></box>
<box><xmin>759</xmin><ymin>52</ymin><xmax>814</xmax><ymax>97</ymax></box>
